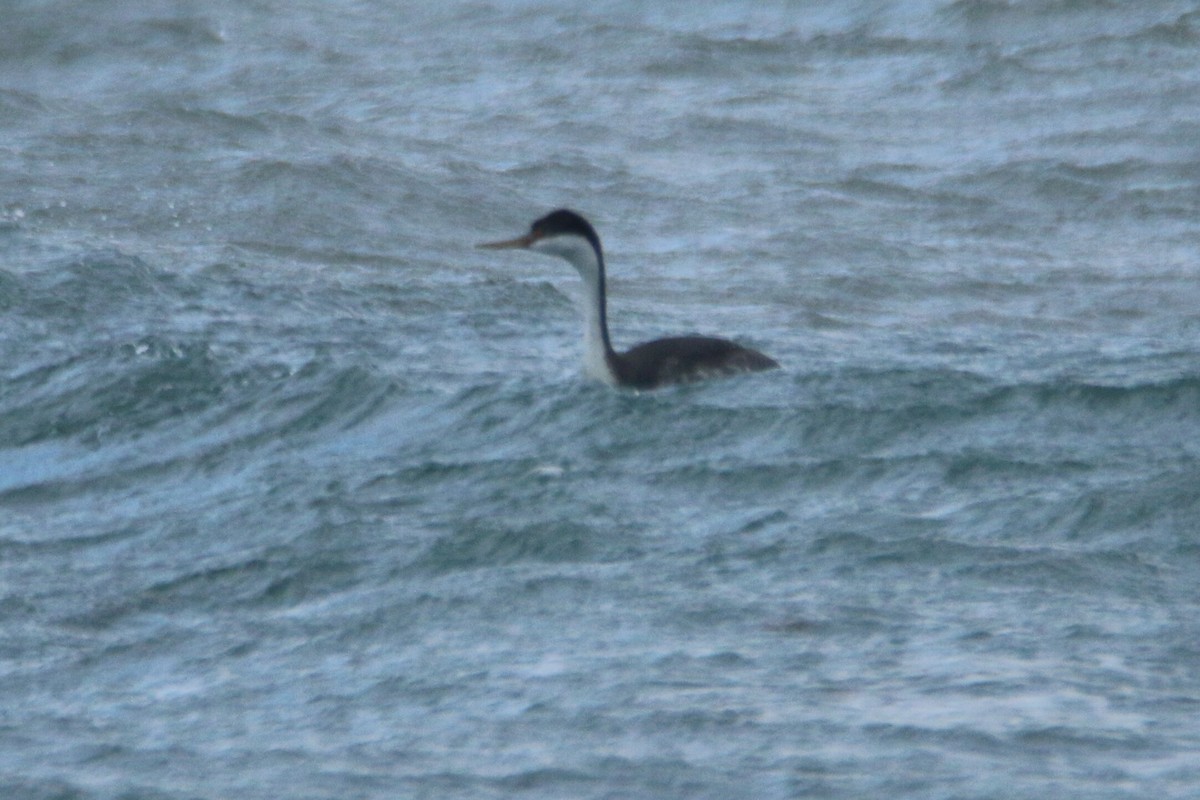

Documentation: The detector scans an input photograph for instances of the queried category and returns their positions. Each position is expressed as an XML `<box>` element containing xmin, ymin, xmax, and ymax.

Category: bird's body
<box><xmin>478</xmin><ymin>209</ymin><xmax>778</xmax><ymax>390</ymax></box>
<box><xmin>611</xmin><ymin>335</ymin><xmax>778</xmax><ymax>390</ymax></box>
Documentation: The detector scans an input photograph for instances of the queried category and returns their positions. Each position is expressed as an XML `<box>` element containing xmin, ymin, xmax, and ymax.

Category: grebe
<box><xmin>478</xmin><ymin>209</ymin><xmax>778</xmax><ymax>389</ymax></box>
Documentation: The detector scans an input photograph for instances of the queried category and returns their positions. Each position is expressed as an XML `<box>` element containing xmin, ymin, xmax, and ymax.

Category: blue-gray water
<box><xmin>3</xmin><ymin>1</ymin><xmax>1200</xmax><ymax>798</ymax></box>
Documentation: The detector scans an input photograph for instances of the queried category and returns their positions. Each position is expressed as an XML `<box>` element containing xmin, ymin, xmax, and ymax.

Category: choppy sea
<box><xmin>3</xmin><ymin>1</ymin><xmax>1200</xmax><ymax>798</ymax></box>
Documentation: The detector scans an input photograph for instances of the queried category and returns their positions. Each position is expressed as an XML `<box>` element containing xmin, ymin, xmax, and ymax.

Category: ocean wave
<box><xmin>7</xmin><ymin>251</ymin><xmax>174</xmax><ymax>322</ymax></box>
<box><xmin>934</xmin><ymin>156</ymin><xmax>1200</xmax><ymax>224</ymax></box>
<box><xmin>0</xmin><ymin>2</ymin><xmax>223</xmax><ymax>66</ymax></box>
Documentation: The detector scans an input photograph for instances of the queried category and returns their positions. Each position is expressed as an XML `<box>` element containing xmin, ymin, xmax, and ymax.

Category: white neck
<box><xmin>530</xmin><ymin>235</ymin><xmax>618</xmax><ymax>385</ymax></box>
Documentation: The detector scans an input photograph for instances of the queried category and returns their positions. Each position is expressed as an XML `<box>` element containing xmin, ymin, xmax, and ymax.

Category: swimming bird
<box><xmin>478</xmin><ymin>209</ymin><xmax>779</xmax><ymax>389</ymax></box>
